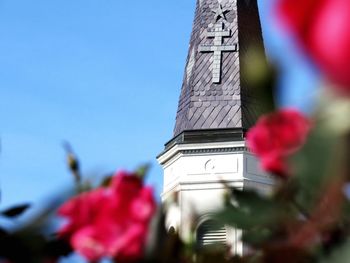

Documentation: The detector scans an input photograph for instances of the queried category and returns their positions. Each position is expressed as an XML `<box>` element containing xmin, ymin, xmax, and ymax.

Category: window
<box><xmin>197</xmin><ymin>219</ymin><xmax>227</xmax><ymax>249</ymax></box>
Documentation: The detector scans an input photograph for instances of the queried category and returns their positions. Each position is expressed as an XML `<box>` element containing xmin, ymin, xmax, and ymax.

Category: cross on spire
<box><xmin>198</xmin><ymin>22</ymin><xmax>237</xmax><ymax>83</ymax></box>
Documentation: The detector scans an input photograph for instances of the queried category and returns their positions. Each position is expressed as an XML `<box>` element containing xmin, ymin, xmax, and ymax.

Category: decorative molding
<box><xmin>181</xmin><ymin>147</ymin><xmax>246</xmax><ymax>155</ymax></box>
<box><xmin>158</xmin><ymin>139</ymin><xmax>246</xmax><ymax>165</ymax></box>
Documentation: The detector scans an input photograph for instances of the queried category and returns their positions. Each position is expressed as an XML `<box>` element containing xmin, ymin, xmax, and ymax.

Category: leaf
<box><xmin>0</xmin><ymin>227</ymin><xmax>8</xmax><ymax>236</ymax></box>
<box><xmin>241</xmin><ymin>45</ymin><xmax>277</xmax><ymax>115</ymax></box>
<box><xmin>1</xmin><ymin>204</ymin><xmax>31</xmax><ymax>218</ymax></box>
<box><xmin>0</xmin><ymin>230</ymin><xmax>46</xmax><ymax>263</ymax></box>
<box><xmin>321</xmin><ymin>239</ymin><xmax>350</xmax><ymax>263</ymax></box>
<box><xmin>291</xmin><ymin>127</ymin><xmax>344</xmax><ymax>210</ymax></box>
<box><xmin>135</xmin><ymin>163</ymin><xmax>151</xmax><ymax>180</ymax></box>
<box><xmin>215</xmin><ymin>190</ymin><xmax>282</xmax><ymax>229</ymax></box>
<box><xmin>242</xmin><ymin>227</ymin><xmax>272</xmax><ymax>246</ymax></box>
<box><xmin>100</xmin><ymin>174</ymin><xmax>113</xmax><ymax>187</ymax></box>
<box><xmin>44</xmin><ymin>238</ymin><xmax>72</xmax><ymax>257</ymax></box>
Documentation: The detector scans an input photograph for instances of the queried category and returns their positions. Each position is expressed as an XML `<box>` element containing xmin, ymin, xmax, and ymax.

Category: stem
<box><xmin>292</xmin><ymin>199</ymin><xmax>311</xmax><ymax>220</ymax></box>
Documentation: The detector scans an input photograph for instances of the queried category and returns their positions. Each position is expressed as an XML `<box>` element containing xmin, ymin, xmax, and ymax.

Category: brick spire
<box><xmin>173</xmin><ymin>0</ymin><xmax>264</xmax><ymax>137</ymax></box>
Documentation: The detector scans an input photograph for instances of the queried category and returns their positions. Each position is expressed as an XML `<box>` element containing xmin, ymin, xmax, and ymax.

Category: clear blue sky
<box><xmin>0</xmin><ymin>0</ymin><xmax>320</xmax><ymax>262</ymax></box>
<box><xmin>0</xmin><ymin>0</ymin><xmax>318</xmax><ymax>209</ymax></box>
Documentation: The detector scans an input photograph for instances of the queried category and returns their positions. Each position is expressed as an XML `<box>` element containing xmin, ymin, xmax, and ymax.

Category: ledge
<box><xmin>165</xmin><ymin>128</ymin><xmax>245</xmax><ymax>150</ymax></box>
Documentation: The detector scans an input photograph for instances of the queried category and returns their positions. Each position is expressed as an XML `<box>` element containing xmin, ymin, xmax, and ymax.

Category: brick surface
<box><xmin>173</xmin><ymin>0</ymin><xmax>265</xmax><ymax>136</ymax></box>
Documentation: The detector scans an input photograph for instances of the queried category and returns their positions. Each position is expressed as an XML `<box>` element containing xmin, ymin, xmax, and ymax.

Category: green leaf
<box><xmin>0</xmin><ymin>227</ymin><xmax>8</xmax><ymax>236</ymax></box>
<box><xmin>321</xmin><ymin>239</ymin><xmax>350</xmax><ymax>263</ymax></box>
<box><xmin>44</xmin><ymin>238</ymin><xmax>72</xmax><ymax>258</ymax></box>
<box><xmin>215</xmin><ymin>190</ymin><xmax>282</xmax><ymax>229</ymax></box>
<box><xmin>1</xmin><ymin>204</ymin><xmax>31</xmax><ymax>218</ymax></box>
<box><xmin>241</xmin><ymin>45</ymin><xmax>277</xmax><ymax>115</ymax></box>
<box><xmin>291</xmin><ymin>127</ymin><xmax>343</xmax><ymax>210</ymax></box>
<box><xmin>242</xmin><ymin>227</ymin><xmax>272</xmax><ymax>246</ymax></box>
<box><xmin>135</xmin><ymin>163</ymin><xmax>151</xmax><ymax>180</ymax></box>
<box><xmin>100</xmin><ymin>174</ymin><xmax>113</xmax><ymax>187</ymax></box>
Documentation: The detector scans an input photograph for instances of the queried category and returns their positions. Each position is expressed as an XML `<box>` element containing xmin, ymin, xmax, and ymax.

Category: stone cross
<box><xmin>198</xmin><ymin>22</ymin><xmax>237</xmax><ymax>83</ymax></box>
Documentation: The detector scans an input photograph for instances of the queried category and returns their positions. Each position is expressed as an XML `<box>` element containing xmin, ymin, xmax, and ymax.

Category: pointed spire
<box><xmin>173</xmin><ymin>0</ymin><xmax>264</xmax><ymax>137</ymax></box>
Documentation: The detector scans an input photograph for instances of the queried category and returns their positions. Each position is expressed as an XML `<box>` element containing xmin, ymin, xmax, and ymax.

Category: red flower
<box><xmin>277</xmin><ymin>0</ymin><xmax>350</xmax><ymax>92</ymax></box>
<box><xmin>247</xmin><ymin>109</ymin><xmax>311</xmax><ymax>177</ymax></box>
<box><xmin>58</xmin><ymin>171</ymin><xmax>156</xmax><ymax>262</ymax></box>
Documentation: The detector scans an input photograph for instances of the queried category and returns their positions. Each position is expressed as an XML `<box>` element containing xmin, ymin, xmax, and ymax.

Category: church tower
<box><xmin>157</xmin><ymin>0</ymin><xmax>273</xmax><ymax>255</ymax></box>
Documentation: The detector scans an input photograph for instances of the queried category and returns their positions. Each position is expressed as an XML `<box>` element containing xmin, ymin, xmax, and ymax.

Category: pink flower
<box><xmin>277</xmin><ymin>0</ymin><xmax>350</xmax><ymax>92</ymax></box>
<box><xmin>58</xmin><ymin>188</ymin><xmax>108</xmax><ymax>239</ymax></box>
<box><xmin>247</xmin><ymin>109</ymin><xmax>311</xmax><ymax>177</ymax></box>
<box><xmin>58</xmin><ymin>171</ymin><xmax>156</xmax><ymax>262</ymax></box>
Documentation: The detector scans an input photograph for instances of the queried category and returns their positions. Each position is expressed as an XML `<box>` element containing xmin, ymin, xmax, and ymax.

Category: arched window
<box><xmin>196</xmin><ymin>219</ymin><xmax>227</xmax><ymax>249</ymax></box>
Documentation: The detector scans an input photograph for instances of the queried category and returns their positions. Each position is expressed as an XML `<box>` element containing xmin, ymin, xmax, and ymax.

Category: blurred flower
<box><xmin>247</xmin><ymin>109</ymin><xmax>311</xmax><ymax>177</ymax></box>
<box><xmin>277</xmin><ymin>0</ymin><xmax>350</xmax><ymax>92</ymax></box>
<box><xmin>58</xmin><ymin>171</ymin><xmax>156</xmax><ymax>262</ymax></box>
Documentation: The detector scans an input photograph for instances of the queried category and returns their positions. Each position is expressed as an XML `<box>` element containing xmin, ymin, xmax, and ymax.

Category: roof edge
<box><xmin>163</xmin><ymin>128</ymin><xmax>246</xmax><ymax>152</ymax></box>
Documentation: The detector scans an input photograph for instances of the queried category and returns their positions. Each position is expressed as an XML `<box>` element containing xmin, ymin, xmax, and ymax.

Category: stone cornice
<box><xmin>181</xmin><ymin>147</ymin><xmax>247</xmax><ymax>155</ymax></box>
<box><xmin>157</xmin><ymin>140</ymin><xmax>247</xmax><ymax>165</ymax></box>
